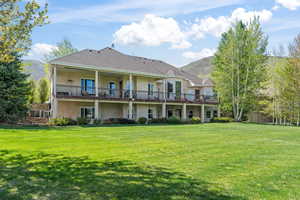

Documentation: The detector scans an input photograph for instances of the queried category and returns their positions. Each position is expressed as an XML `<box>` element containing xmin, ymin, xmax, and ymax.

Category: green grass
<box><xmin>0</xmin><ymin>123</ymin><xmax>300</xmax><ymax>200</ymax></box>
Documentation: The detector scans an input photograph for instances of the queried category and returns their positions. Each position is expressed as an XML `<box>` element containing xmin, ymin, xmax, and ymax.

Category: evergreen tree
<box><xmin>0</xmin><ymin>55</ymin><xmax>30</xmax><ymax>122</ymax></box>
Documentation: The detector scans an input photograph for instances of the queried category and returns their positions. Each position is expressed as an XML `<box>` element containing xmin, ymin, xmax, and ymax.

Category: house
<box><xmin>49</xmin><ymin>47</ymin><xmax>219</xmax><ymax>122</ymax></box>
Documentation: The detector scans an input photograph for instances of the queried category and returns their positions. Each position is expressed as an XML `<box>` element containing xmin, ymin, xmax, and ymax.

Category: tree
<box><xmin>212</xmin><ymin>19</ymin><xmax>268</xmax><ymax>121</ymax></box>
<box><xmin>44</xmin><ymin>38</ymin><xmax>78</xmax><ymax>61</ymax></box>
<box><xmin>28</xmin><ymin>79</ymin><xmax>38</xmax><ymax>104</ymax></box>
<box><xmin>38</xmin><ymin>78</ymin><xmax>50</xmax><ymax>103</ymax></box>
<box><xmin>0</xmin><ymin>55</ymin><xmax>30</xmax><ymax>122</ymax></box>
<box><xmin>0</xmin><ymin>0</ymin><xmax>48</xmax><ymax>62</ymax></box>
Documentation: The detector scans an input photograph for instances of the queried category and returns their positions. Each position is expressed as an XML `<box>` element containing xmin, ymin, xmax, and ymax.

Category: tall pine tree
<box><xmin>0</xmin><ymin>55</ymin><xmax>30</xmax><ymax>122</ymax></box>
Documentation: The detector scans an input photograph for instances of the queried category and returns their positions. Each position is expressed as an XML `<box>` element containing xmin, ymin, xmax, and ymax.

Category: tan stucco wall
<box><xmin>99</xmin><ymin>103</ymin><xmax>123</xmax><ymax>119</ymax></box>
<box><xmin>57</xmin><ymin>101</ymin><xmax>94</xmax><ymax>119</ymax></box>
<box><xmin>136</xmin><ymin>104</ymin><xmax>159</xmax><ymax>119</ymax></box>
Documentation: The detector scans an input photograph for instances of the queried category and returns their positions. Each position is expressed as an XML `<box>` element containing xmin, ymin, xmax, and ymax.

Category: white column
<box><xmin>95</xmin><ymin>71</ymin><xmax>99</xmax><ymax>97</ymax></box>
<box><xmin>162</xmin><ymin>103</ymin><xmax>166</xmax><ymax>118</ymax></box>
<box><xmin>128</xmin><ymin>101</ymin><xmax>133</xmax><ymax>119</ymax></box>
<box><xmin>53</xmin><ymin>65</ymin><xmax>57</xmax><ymax>96</ymax></box>
<box><xmin>182</xmin><ymin>103</ymin><xmax>187</xmax><ymax>120</ymax></box>
<box><xmin>52</xmin><ymin>98</ymin><xmax>58</xmax><ymax>118</ymax></box>
<box><xmin>95</xmin><ymin>100</ymin><xmax>99</xmax><ymax>119</ymax></box>
<box><xmin>129</xmin><ymin>74</ymin><xmax>133</xmax><ymax>99</ymax></box>
<box><xmin>218</xmin><ymin>105</ymin><xmax>221</xmax><ymax>118</ymax></box>
<box><xmin>163</xmin><ymin>79</ymin><xmax>166</xmax><ymax>101</ymax></box>
<box><xmin>52</xmin><ymin>65</ymin><xmax>58</xmax><ymax>118</ymax></box>
<box><xmin>201</xmin><ymin>104</ymin><xmax>205</xmax><ymax>123</ymax></box>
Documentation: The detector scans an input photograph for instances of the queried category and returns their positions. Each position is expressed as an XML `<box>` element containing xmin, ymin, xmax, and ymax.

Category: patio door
<box><xmin>81</xmin><ymin>79</ymin><xmax>95</xmax><ymax>95</ymax></box>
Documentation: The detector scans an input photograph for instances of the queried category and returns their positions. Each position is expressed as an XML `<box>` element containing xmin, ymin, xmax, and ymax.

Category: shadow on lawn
<box><xmin>0</xmin><ymin>150</ymin><xmax>243</xmax><ymax>200</ymax></box>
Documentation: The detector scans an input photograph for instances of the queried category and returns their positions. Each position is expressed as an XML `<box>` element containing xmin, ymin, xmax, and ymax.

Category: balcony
<box><xmin>56</xmin><ymin>85</ymin><xmax>218</xmax><ymax>104</ymax></box>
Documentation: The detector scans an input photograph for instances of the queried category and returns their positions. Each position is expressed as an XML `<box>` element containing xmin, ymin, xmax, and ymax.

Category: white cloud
<box><xmin>26</xmin><ymin>43</ymin><xmax>57</xmax><ymax>60</ymax></box>
<box><xmin>113</xmin><ymin>14</ymin><xmax>191</xmax><ymax>49</ymax></box>
<box><xmin>183</xmin><ymin>48</ymin><xmax>216</xmax><ymax>60</ymax></box>
<box><xmin>189</xmin><ymin>8</ymin><xmax>273</xmax><ymax>38</ymax></box>
<box><xmin>272</xmin><ymin>5</ymin><xmax>280</xmax><ymax>11</ymax></box>
<box><xmin>275</xmin><ymin>0</ymin><xmax>300</xmax><ymax>10</ymax></box>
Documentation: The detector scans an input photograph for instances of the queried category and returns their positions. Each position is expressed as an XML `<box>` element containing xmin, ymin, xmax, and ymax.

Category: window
<box><xmin>80</xmin><ymin>107</ymin><xmax>95</xmax><ymax>119</ymax></box>
<box><xmin>167</xmin><ymin>82</ymin><xmax>173</xmax><ymax>99</ymax></box>
<box><xmin>167</xmin><ymin>110</ymin><xmax>173</xmax><ymax>118</ymax></box>
<box><xmin>213</xmin><ymin>110</ymin><xmax>218</xmax><ymax>118</ymax></box>
<box><xmin>81</xmin><ymin>79</ymin><xmax>95</xmax><ymax>95</ymax></box>
<box><xmin>108</xmin><ymin>82</ymin><xmax>116</xmax><ymax>96</ymax></box>
<box><xmin>148</xmin><ymin>83</ymin><xmax>154</xmax><ymax>96</ymax></box>
<box><xmin>188</xmin><ymin>111</ymin><xmax>193</xmax><ymax>119</ymax></box>
<box><xmin>206</xmin><ymin>111</ymin><xmax>211</xmax><ymax>119</ymax></box>
<box><xmin>148</xmin><ymin>109</ymin><xmax>153</xmax><ymax>119</ymax></box>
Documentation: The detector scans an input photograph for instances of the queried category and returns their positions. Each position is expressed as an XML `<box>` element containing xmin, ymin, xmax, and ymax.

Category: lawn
<box><xmin>0</xmin><ymin>123</ymin><xmax>299</xmax><ymax>200</ymax></box>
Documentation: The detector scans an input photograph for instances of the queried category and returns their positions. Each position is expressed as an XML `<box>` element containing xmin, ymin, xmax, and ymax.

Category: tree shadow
<box><xmin>0</xmin><ymin>150</ymin><xmax>244</xmax><ymax>200</ymax></box>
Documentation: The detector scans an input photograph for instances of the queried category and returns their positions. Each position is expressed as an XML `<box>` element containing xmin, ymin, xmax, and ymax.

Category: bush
<box><xmin>149</xmin><ymin>118</ymin><xmax>168</xmax><ymax>124</ymax></box>
<box><xmin>76</xmin><ymin>117</ymin><xmax>90</xmax><ymax>125</ymax></box>
<box><xmin>66</xmin><ymin>118</ymin><xmax>77</xmax><ymax>125</ymax></box>
<box><xmin>212</xmin><ymin>117</ymin><xmax>233</xmax><ymax>123</ymax></box>
<box><xmin>49</xmin><ymin>118</ymin><xmax>70</xmax><ymax>126</ymax></box>
<box><xmin>190</xmin><ymin>117</ymin><xmax>202</xmax><ymax>124</ymax></box>
<box><xmin>93</xmin><ymin>119</ymin><xmax>102</xmax><ymax>125</ymax></box>
<box><xmin>138</xmin><ymin>117</ymin><xmax>147</xmax><ymax>124</ymax></box>
<box><xmin>102</xmin><ymin>118</ymin><xmax>136</xmax><ymax>125</ymax></box>
<box><xmin>167</xmin><ymin>116</ymin><xmax>182</xmax><ymax>124</ymax></box>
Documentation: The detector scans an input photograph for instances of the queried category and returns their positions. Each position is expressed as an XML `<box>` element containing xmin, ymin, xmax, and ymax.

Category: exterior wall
<box><xmin>57</xmin><ymin>101</ymin><xmax>94</xmax><ymax>119</ymax></box>
<box><xmin>186</xmin><ymin>106</ymin><xmax>201</xmax><ymax>119</ymax></box>
<box><xmin>136</xmin><ymin>104</ymin><xmax>159</xmax><ymax>119</ymax></box>
<box><xmin>99</xmin><ymin>103</ymin><xmax>123</xmax><ymax>119</ymax></box>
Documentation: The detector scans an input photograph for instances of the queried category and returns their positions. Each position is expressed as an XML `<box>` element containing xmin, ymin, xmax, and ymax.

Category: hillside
<box><xmin>181</xmin><ymin>56</ymin><xmax>213</xmax><ymax>78</ymax></box>
<box><xmin>23</xmin><ymin>59</ymin><xmax>46</xmax><ymax>81</ymax></box>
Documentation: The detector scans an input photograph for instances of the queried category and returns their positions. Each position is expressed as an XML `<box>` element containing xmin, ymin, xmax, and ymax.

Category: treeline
<box><xmin>266</xmin><ymin>35</ymin><xmax>300</xmax><ymax>125</ymax></box>
<box><xmin>212</xmin><ymin>18</ymin><xmax>300</xmax><ymax>125</ymax></box>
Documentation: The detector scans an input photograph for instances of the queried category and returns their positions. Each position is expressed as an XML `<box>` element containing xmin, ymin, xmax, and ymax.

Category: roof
<box><xmin>50</xmin><ymin>47</ymin><xmax>206</xmax><ymax>86</ymax></box>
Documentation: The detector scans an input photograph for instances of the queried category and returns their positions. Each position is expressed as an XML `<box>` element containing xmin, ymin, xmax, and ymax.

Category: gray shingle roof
<box><xmin>50</xmin><ymin>47</ymin><xmax>206</xmax><ymax>86</ymax></box>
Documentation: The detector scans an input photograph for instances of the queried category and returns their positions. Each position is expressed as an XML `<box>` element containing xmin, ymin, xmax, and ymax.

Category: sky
<box><xmin>25</xmin><ymin>0</ymin><xmax>300</xmax><ymax>67</ymax></box>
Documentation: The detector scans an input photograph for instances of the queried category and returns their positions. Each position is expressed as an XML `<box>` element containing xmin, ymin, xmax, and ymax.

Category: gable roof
<box><xmin>49</xmin><ymin>47</ymin><xmax>206</xmax><ymax>86</ymax></box>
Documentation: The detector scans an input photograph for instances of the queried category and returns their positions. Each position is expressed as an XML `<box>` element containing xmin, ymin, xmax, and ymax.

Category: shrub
<box><xmin>138</xmin><ymin>117</ymin><xmax>147</xmax><ymax>124</ymax></box>
<box><xmin>76</xmin><ymin>117</ymin><xmax>90</xmax><ymax>125</ymax></box>
<box><xmin>190</xmin><ymin>117</ymin><xmax>202</xmax><ymax>124</ymax></box>
<box><xmin>167</xmin><ymin>116</ymin><xmax>182</xmax><ymax>124</ymax></box>
<box><xmin>49</xmin><ymin>118</ymin><xmax>70</xmax><ymax>126</ymax></box>
<box><xmin>66</xmin><ymin>118</ymin><xmax>77</xmax><ymax>125</ymax></box>
<box><xmin>149</xmin><ymin>118</ymin><xmax>168</xmax><ymax>124</ymax></box>
<box><xmin>102</xmin><ymin>118</ymin><xmax>136</xmax><ymax>125</ymax></box>
<box><xmin>93</xmin><ymin>119</ymin><xmax>102</xmax><ymax>125</ymax></box>
<box><xmin>212</xmin><ymin>117</ymin><xmax>233</xmax><ymax>123</ymax></box>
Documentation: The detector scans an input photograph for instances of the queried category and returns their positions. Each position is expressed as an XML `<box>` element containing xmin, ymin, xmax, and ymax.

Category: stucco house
<box><xmin>49</xmin><ymin>47</ymin><xmax>219</xmax><ymax>122</ymax></box>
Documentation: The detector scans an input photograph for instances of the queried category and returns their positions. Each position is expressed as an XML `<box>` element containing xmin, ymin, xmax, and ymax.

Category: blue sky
<box><xmin>26</xmin><ymin>0</ymin><xmax>300</xmax><ymax>67</ymax></box>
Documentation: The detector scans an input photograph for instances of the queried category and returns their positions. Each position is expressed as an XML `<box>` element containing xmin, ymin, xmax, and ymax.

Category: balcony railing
<box><xmin>56</xmin><ymin>85</ymin><xmax>218</xmax><ymax>104</ymax></box>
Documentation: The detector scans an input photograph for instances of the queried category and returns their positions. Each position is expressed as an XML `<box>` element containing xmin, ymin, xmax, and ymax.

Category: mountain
<box><xmin>22</xmin><ymin>59</ymin><xmax>46</xmax><ymax>81</ymax></box>
<box><xmin>181</xmin><ymin>56</ymin><xmax>214</xmax><ymax>78</ymax></box>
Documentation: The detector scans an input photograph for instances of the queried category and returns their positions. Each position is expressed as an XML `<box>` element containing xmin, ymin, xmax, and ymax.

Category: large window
<box><xmin>148</xmin><ymin>83</ymin><xmax>154</xmax><ymax>96</ymax></box>
<box><xmin>188</xmin><ymin>111</ymin><xmax>193</xmax><ymax>119</ymax></box>
<box><xmin>206</xmin><ymin>111</ymin><xmax>211</xmax><ymax>119</ymax></box>
<box><xmin>81</xmin><ymin>79</ymin><xmax>95</xmax><ymax>95</ymax></box>
<box><xmin>148</xmin><ymin>109</ymin><xmax>153</xmax><ymax>119</ymax></box>
<box><xmin>80</xmin><ymin>107</ymin><xmax>95</xmax><ymax>119</ymax></box>
<box><xmin>108</xmin><ymin>82</ymin><xmax>116</xmax><ymax>96</ymax></box>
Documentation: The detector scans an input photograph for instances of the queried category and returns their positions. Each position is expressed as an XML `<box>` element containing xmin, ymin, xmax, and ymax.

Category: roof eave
<box><xmin>49</xmin><ymin>61</ymin><xmax>169</xmax><ymax>78</ymax></box>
